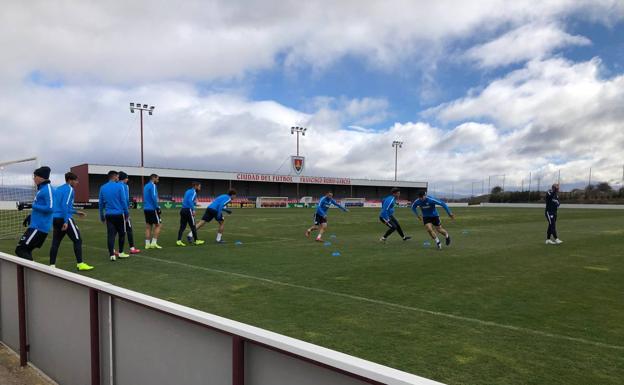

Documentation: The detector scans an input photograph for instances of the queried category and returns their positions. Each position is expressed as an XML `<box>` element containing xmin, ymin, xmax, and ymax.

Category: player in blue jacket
<box><xmin>305</xmin><ymin>192</ymin><xmax>348</xmax><ymax>242</ymax></box>
<box><xmin>15</xmin><ymin>166</ymin><xmax>54</xmax><ymax>260</ymax></box>
<box><xmin>99</xmin><ymin>170</ymin><xmax>129</xmax><ymax>261</ymax></box>
<box><xmin>143</xmin><ymin>174</ymin><xmax>162</xmax><ymax>249</ymax></box>
<box><xmin>193</xmin><ymin>189</ymin><xmax>236</xmax><ymax>243</ymax></box>
<box><xmin>411</xmin><ymin>191</ymin><xmax>455</xmax><ymax>249</ymax></box>
<box><xmin>49</xmin><ymin>172</ymin><xmax>94</xmax><ymax>270</ymax></box>
<box><xmin>119</xmin><ymin>172</ymin><xmax>141</xmax><ymax>254</ymax></box>
<box><xmin>379</xmin><ymin>188</ymin><xmax>411</xmax><ymax>242</ymax></box>
<box><xmin>177</xmin><ymin>181</ymin><xmax>205</xmax><ymax>246</ymax></box>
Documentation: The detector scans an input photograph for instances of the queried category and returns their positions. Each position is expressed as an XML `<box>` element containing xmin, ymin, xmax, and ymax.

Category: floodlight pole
<box><xmin>392</xmin><ymin>141</ymin><xmax>403</xmax><ymax>181</ymax></box>
<box><xmin>291</xmin><ymin>126</ymin><xmax>307</xmax><ymax>157</ymax></box>
<box><xmin>130</xmin><ymin>103</ymin><xmax>155</xmax><ymax>186</ymax></box>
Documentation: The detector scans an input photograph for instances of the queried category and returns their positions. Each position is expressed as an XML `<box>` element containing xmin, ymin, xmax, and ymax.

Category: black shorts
<box><xmin>202</xmin><ymin>208</ymin><xmax>223</xmax><ymax>223</ymax></box>
<box><xmin>314</xmin><ymin>213</ymin><xmax>327</xmax><ymax>226</ymax></box>
<box><xmin>144</xmin><ymin>210</ymin><xmax>162</xmax><ymax>225</ymax></box>
<box><xmin>423</xmin><ymin>216</ymin><xmax>442</xmax><ymax>227</ymax></box>
<box><xmin>17</xmin><ymin>227</ymin><xmax>48</xmax><ymax>250</ymax></box>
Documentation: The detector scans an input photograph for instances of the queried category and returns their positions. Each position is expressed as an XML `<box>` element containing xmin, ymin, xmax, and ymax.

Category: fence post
<box><xmin>17</xmin><ymin>265</ymin><xmax>27</xmax><ymax>366</ymax></box>
<box><xmin>232</xmin><ymin>336</ymin><xmax>245</xmax><ymax>385</ymax></box>
<box><xmin>89</xmin><ymin>289</ymin><xmax>101</xmax><ymax>385</ymax></box>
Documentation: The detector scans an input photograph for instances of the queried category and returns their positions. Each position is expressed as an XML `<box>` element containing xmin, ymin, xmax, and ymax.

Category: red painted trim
<box><xmin>89</xmin><ymin>289</ymin><xmax>101</xmax><ymax>385</ymax></box>
<box><xmin>232</xmin><ymin>336</ymin><xmax>245</xmax><ymax>385</ymax></box>
<box><xmin>16</xmin><ymin>265</ymin><xmax>27</xmax><ymax>367</ymax></box>
<box><xmin>70</xmin><ymin>164</ymin><xmax>90</xmax><ymax>203</ymax></box>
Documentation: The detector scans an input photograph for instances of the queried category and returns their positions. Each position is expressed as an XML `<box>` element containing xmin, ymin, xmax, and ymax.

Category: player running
<box><xmin>143</xmin><ymin>174</ymin><xmax>162</xmax><ymax>249</ymax></box>
<box><xmin>305</xmin><ymin>192</ymin><xmax>348</xmax><ymax>242</ymax></box>
<box><xmin>177</xmin><ymin>182</ymin><xmax>205</xmax><ymax>246</ymax></box>
<box><xmin>119</xmin><ymin>172</ymin><xmax>140</xmax><ymax>254</ymax></box>
<box><xmin>545</xmin><ymin>183</ymin><xmax>562</xmax><ymax>245</ymax></box>
<box><xmin>99</xmin><ymin>170</ymin><xmax>129</xmax><ymax>261</ymax></box>
<box><xmin>193</xmin><ymin>189</ymin><xmax>236</xmax><ymax>243</ymax></box>
<box><xmin>15</xmin><ymin>166</ymin><xmax>54</xmax><ymax>261</ymax></box>
<box><xmin>411</xmin><ymin>191</ymin><xmax>454</xmax><ymax>249</ymax></box>
<box><xmin>49</xmin><ymin>172</ymin><xmax>94</xmax><ymax>270</ymax></box>
<box><xmin>379</xmin><ymin>188</ymin><xmax>411</xmax><ymax>242</ymax></box>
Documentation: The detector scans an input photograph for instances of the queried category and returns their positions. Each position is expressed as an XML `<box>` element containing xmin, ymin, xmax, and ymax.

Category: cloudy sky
<box><xmin>1</xmin><ymin>0</ymin><xmax>623</xmax><ymax>192</ymax></box>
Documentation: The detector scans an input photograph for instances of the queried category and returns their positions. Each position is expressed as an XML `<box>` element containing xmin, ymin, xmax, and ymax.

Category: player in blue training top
<box><xmin>15</xmin><ymin>166</ymin><xmax>54</xmax><ymax>261</ymax></box>
<box><xmin>99</xmin><ymin>170</ymin><xmax>129</xmax><ymax>261</ymax></box>
<box><xmin>143</xmin><ymin>173</ymin><xmax>162</xmax><ymax>249</ymax></box>
<box><xmin>193</xmin><ymin>189</ymin><xmax>236</xmax><ymax>243</ymax></box>
<box><xmin>119</xmin><ymin>172</ymin><xmax>140</xmax><ymax>254</ymax></box>
<box><xmin>49</xmin><ymin>172</ymin><xmax>94</xmax><ymax>270</ymax></box>
<box><xmin>305</xmin><ymin>191</ymin><xmax>348</xmax><ymax>242</ymax></box>
<box><xmin>177</xmin><ymin>181</ymin><xmax>205</xmax><ymax>246</ymax></box>
<box><xmin>411</xmin><ymin>191</ymin><xmax>455</xmax><ymax>249</ymax></box>
<box><xmin>379</xmin><ymin>187</ymin><xmax>411</xmax><ymax>242</ymax></box>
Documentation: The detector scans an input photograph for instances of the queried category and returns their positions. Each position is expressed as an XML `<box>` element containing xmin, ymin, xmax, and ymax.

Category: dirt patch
<box><xmin>0</xmin><ymin>344</ymin><xmax>54</xmax><ymax>385</ymax></box>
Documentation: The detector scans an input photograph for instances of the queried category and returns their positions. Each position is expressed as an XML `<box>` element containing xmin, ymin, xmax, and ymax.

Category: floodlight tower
<box><xmin>392</xmin><ymin>141</ymin><xmax>403</xmax><ymax>181</ymax></box>
<box><xmin>290</xmin><ymin>126</ymin><xmax>307</xmax><ymax>156</ymax></box>
<box><xmin>129</xmin><ymin>103</ymin><xmax>155</xmax><ymax>186</ymax></box>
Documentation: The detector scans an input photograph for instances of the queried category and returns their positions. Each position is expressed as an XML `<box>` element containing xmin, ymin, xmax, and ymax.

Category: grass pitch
<box><xmin>1</xmin><ymin>207</ymin><xmax>623</xmax><ymax>385</ymax></box>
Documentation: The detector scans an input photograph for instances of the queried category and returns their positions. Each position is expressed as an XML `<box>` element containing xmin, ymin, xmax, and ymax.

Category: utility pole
<box><xmin>502</xmin><ymin>174</ymin><xmax>506</xmax><ymax>191</ymax></box>
<box><xmin>392</xmin><ymin>141</ymin><xmax>403</xmax><ymax>181</ymax></box>
<box><xmin>588</xmin><ymin>167</ymin><xmax>592</xmax><ymax>188</ymax></box>
<box><xmin>130</xmin><ymin>103</ymin><xmax>155</xmax><ymax>187</ymax></box>
<box><xmin>290</xmin><ymin>126</ymin><xmax>307</xmax><ymax>157</ymax></box>
<box><xmin>528</xmin><ymin>172</ymin><xmax>532</xmax><ymax>202</ymax></box>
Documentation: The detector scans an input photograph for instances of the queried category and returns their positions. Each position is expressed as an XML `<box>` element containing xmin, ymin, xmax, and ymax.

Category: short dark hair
<box><xmin>192</xmin><ymin>181</ymin><xmax>201</xmax><ymax>187</ymax></box>
<box><xmin>418</xmin><ymin>191</ymin><xmax>426</xmax><ymax>198</ymax></box>
<box><xmin>65</xmin><ymin>172</ymin><xmax>78</xmax><ymax>182</ymax></box>
<box><xmin>150</xmin><ymin>174</ymin><xmax>158</xmax><ymax>179</ymax></box>
<box><xmin>228</xmin><ymin>189</ymin><xmax>237</xmax><ymax>196</ymax></box>
<box><xmin>391</xmin><ymin>187</ymin><xmax>400</xmax><ymax>194</ymax></box>
<box><xmin>107</xmin><ymin>170</ymin><xmax>119</xmax><ymax>178</ymax></box>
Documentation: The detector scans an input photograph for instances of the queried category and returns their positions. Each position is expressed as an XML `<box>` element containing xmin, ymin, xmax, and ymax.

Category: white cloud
<box><xmin>465</xmin><ymin>23</ymin><xmax>591</xmax><ymax>68</ymax></box>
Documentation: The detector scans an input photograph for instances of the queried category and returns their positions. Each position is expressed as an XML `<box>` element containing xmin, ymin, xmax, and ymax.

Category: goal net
<box><xmin>341</xmin><ymin>197</ymin><xmax>366</xmax><ymax>207</ymax></box>
<box><xmin>256</xmin><ymin>196</ymin><xmax>289</xmax><ymax>208</ymax></box>
<box><xmin>0</xmin><ymin>157</ymin><xmax>39</xmax><ymax>240</ymax></box>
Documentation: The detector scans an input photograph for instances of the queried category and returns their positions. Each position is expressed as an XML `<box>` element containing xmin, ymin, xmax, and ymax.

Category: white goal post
<box><xmin>256</xmin><ymin>196</ymin><xmax>289</xmax><ymax>208</ymax></box>
<box><xmin>0</xmin><ymin>157</ymin><xmax>39</xmax><ymax>240</ymax></box>
<box><xmin>340</xmin><ymin>197</ymin><xmax>366</xmax><ymax>207</ymax></box>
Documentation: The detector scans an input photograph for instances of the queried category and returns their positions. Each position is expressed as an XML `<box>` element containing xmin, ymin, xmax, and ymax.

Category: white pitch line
<box><xmin>126</xmin><ymin>253</ymin><xmax>624</xmax><ymax>352</ymax></box>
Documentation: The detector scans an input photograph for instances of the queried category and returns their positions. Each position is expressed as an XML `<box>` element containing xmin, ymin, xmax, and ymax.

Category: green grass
<box><xmin>1</xmin><ymin>207</ymin><xmax>623</xmax><ymax>385</ymax></box>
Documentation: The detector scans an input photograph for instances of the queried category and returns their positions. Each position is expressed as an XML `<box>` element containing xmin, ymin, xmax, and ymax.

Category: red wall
<box><xmin>70</xmin><ymin>164</ymin><xmax>90</xmax><ymax>203</ymax></box>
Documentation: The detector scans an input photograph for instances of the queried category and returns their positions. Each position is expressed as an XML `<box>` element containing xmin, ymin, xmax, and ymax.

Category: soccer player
<box><xmin>177</xmin><ymin>181</ymin><xmax>205</xmax><ymax>246</ymax></box>
<box><xmin>545</xmin><ymin>183</ymin><xmax>562</xmax><ymax>245</ymax></box>
<box><xmin>49</xmin><ymin>172</ymin><xmax>94</xmax><ymax>270</ymax></box>
<box><xmin>411</xmin><ymin>191</ymin><xmax>455</xmax><ymax>250</ymax></box>
<box><xmin>118</xmin><ymin>171</ymin><xmax>141</xmax><ymax>254</ymax></box>
<box><xmin>15</xmin><ymin>166</ymin><xmax>54</xmax><ymax>261</ymax></box>
<box><xmin>143</xmin><ymin>173</ymin><xmax>162</xmax><ymax>249</ymax></box>
<box><xmin>379</xmin><ymin>187</ymin><xmax>411</xmax><ymax>242</ymax></box>
<box><xmin>193</xmin><ymin>189</ymin><xmax>236</xmax><ymax>243</ymax></box>
<box><xmin>99</xmin><ymin>170</ymin><xmax>129</xmax><ymax>261</ymax></box>
<box><xmin>305</xmin><ymin>191</ymin><xmax>348</xmax><ymax>242</ymax></box>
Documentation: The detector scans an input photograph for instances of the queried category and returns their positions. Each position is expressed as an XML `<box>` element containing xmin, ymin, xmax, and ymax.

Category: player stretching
<box><xmin>143</xmin><ymin>174</ymin><xmax>162</xmax><ymax>249</ymax></box>
<box><xmin>305</xmin><ymin>192</ymin><xmax>348</xmax><ymax>242</ymax></box>
<box><xmin>193</xmin><ymin>189</ymin><xmax>236</xmax><ymax>243</ymax></box>
<box><xmin>15</xmin><ymin>166</ymin><xmax>54</xmax><ymax>261</ymax></box>
<box><xmin>545</xmin><ymin>183</ymin><xmax>562</xmax><ymax>245</ymax></box>
<box><xmin>49</xmin><ymin>172</ymin><xmax>94</xmax><ymax>270</ymax></box>
<box><xmin>411</xmin><ymin>191</ymin><xmax>454</xmax><ymax>249</ymax></box>
<box><xmin>379</xmin><ymin>188</ymin><xmax>411</xmax><ymax>242</ymax></box>
<box><xmin>119</xmin><ymin>172</ymin><xmax>140</xmax><ymax>254</ymax></box>
<box><xmin>177</xmin><ymin>182</ymin><xmax>205</xmax><ymax>246</ymax></box>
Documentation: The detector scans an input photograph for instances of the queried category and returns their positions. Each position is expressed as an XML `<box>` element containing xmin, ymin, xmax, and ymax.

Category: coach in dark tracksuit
<box><xmin>545</xmin><ymin>184</ymin><xmax>562</xmax><ymax>245</ymax></box>
<box><xmin>98</xmin><ymin>170</ymin><xmax>129</xmax><ymax>261</ymax></box>
<box><xmin>15</xmin><ymin>166</ymin><xmax>54</xmax><ymax>260</ymax></box>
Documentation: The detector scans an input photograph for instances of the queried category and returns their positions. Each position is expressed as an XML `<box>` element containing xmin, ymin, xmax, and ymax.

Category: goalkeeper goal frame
<box><xmin>0</xmin><ymin>157</ymin><xmax>39</xmax><ymax>240</ymax></box>
<box><xmin>255</xmin><ymin>197</ymin><xmax>289</xmax><ymax>208</ymax></box>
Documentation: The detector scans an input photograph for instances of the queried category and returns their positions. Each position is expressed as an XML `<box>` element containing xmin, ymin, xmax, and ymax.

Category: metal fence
<box><xmin>0</xmin><ymin>252</ymin><xmax>442</xmax><ymax>385</ymax></box>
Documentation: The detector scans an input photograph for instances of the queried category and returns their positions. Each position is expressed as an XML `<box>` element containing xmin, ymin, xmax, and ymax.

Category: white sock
<box><xmin>445</xmin><ymin>234</ymin><xmax>450</xmax><ymax>239</ymax></box>
<box><xmin>216</xmin><ymin>233</ymin><xmax>222</xmax><ymax>242</ymax></box>
<box><xmin>435</xmin><ymin>237</ymin><xmax>440</xmax><ymax>244</ymax></box>
<box><xmin>187</xmin><ymin>231</ymin><xmax>193</xmax><ymax>238</ymax></box>
<box><xmin>316</xmin><ymin>234</ymin><xmax>322</xmax><ymax>240</ymax></box>
<box><xmin>145</xmin><ymin>240</ymin><xmax>150</xmax><ymax>247</ymax></box>
<box><xmin>151</xmin><ymin>238</ymin><xmax>158</xmax><ymax>244</ymax></box>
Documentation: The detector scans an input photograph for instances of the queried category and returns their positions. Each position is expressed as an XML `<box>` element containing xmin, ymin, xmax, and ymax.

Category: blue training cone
<box><xmin>235</xmin><ymin>241</ymin><xmax>243</xmax><ymax>246</ymax></box>
<box><xmin>324</xmin><ymin>241</ymin><xmax>332</xmax><ymax>246</ymax></box>
<box><xmin>330</xmin><ymin>234</ymin><xmax>337</xmax><ymax>239</ymax></box>
<box><xmin>423</xmin><ymin>241</ymin><xmax>431</xmax><ymax>248</ymax></box>
<box><xmin>332</xmin><ymin>251</ymin><xmax>341</xmax><ymax>257</ymax></box>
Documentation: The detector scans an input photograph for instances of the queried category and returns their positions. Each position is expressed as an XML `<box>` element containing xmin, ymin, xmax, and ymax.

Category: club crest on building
<box><xmin>291</xmin><ymin>156</ymin><xmax>305</xmax><ymax>175</ymax></box>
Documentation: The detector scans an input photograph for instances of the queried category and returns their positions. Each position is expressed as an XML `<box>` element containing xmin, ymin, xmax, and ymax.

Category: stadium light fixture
<box><xmin>291</xmin><ymin>126</ymin><xmax>307</xmax><ymax>156</ymax></box>
<box><xmin>392</xmin><ymin>140</ymin><xmax>403</xmax><ymax>181</ymax></box>
<box><xmin>129</xmin><ymin>102</ymin><xmax>156</xmax><ymax>185</ymax></box>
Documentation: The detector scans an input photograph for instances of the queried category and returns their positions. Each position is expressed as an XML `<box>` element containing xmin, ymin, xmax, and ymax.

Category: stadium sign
<box><xmin>291</xmin><ymin>156</ymin><xmax>305</xmax><ymax>175</ymax></box>
<box><xmin>236</xmin><ymin>173</ymin><xmax>351</xmax><ymax>185</ymax></box>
